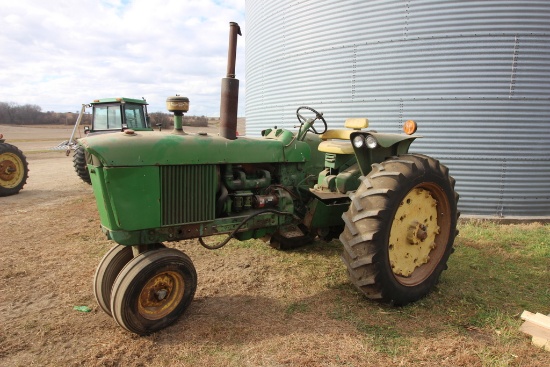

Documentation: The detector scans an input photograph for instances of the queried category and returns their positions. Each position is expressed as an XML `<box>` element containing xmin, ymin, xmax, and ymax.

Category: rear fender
<box><xmin>350</xmin><ymin>131</ymin><xmax>420</xmax><ymax>176</ymax></box>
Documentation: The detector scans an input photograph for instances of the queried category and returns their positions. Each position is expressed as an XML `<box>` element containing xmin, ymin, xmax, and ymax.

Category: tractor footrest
<box><xmin>270</xmin><ymin>224</ymin><xmax>313</xmax><ymax>250</ymax></box>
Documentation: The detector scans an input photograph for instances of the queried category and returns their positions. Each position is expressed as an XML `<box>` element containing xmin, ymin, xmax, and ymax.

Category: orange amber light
<box><xmin>403</xmin><ymin>120</ymin><xmax>417</xmax><ymax>135</ymax></box>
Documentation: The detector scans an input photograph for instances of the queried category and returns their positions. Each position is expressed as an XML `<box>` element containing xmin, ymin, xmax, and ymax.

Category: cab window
<box><xmin>93</xmin><ymin>105</ymin><xmax>122</xmax><ymax>130</ymax></box>
<box><xmin>124</xmin><ymin>104</ymin><xmax>147</xmax><ymax>129</ymax></box>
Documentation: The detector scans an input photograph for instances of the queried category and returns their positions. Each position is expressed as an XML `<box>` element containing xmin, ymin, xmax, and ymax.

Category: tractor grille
<box><xmin>160</xmin><ymin>165</ymin><xmax>217</xmax><ymax>226</ymax></box>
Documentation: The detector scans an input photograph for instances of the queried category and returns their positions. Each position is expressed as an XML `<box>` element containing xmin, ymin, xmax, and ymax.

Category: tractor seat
<box><xmin>318</xmin><ymin>118</ymin><xmax>369</xmax><ymax>154</ymax></box>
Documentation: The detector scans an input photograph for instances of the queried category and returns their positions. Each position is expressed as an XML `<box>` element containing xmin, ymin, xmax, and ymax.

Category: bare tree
<box><xmin>148</xmin><ymin>112</ymin><xmax>172</xmax><ymax>130</ymax></box>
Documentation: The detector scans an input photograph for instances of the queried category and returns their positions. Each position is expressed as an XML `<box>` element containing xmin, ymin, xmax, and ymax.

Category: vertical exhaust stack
<box><xmin>219</xmin><ymin>22</ymin><xmax>241</xmax><ymax>140</ymax></box>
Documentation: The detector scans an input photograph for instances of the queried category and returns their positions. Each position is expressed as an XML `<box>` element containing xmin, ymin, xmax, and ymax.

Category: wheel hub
<box><xmin>138</xmin><ymin>271</ymin><xmax>185</xmax><ymax>320</ymax></box>
<box><xmin>407</xmin><ymin>221</ymin><xmax>428</xmax><ymax>245</ymax></box>
<box><xmin>0</xmin><ymin>153</ymin><xmax>24</xmax><ymax>188</ymax></box>
<box><xmin>389</xmin><ymin>188</ymin><xmax>440</xmax><ymax>277</ymax></box>
<box><xmin>156</xmin><ymin>289</ymin><xmax>168</xmax><ymax>301</ymax></box>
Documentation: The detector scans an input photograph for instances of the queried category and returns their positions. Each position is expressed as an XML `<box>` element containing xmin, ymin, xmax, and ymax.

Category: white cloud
<box><xmin>0</xmin><ymin>0</ymin><xmax>246</xmax><ymax>116</ymax></box>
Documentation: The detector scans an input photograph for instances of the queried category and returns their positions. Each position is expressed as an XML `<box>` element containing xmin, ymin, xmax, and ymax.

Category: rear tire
<box><xmin>110</xmin><ymin>248</ymin><xmax>197</xmax><ymax>335</ymax></box>
<box><xmin>0</xmin><ymin>143</ymin><xmax>28</xmax><ymax>197</ymax></box>
<box><xmin>73</xmin><ymin>145</ymin><xmax>91</xmax><ymax>185</ymax></box>
<box><xmin>340</xmin><ymin>154</ymin><xmax>458</xmax><ymax>305</ymax></box>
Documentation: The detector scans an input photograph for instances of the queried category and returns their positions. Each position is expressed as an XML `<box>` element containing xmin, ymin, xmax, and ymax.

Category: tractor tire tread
<box><xmin>73</xmin><ymin>145</ymin><xmax>91</xmax><ymax>185</ymax></box>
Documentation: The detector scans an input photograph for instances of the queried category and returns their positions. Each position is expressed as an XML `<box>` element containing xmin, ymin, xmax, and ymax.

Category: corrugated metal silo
<box><xmin>245</xmin><ymin>0</ymin><xmax>550</xmax><ymax>217</ymax></box>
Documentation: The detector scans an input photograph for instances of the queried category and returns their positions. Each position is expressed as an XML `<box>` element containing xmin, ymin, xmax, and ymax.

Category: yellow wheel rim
<box><xmin>138</xmin><ymin>271</ymin><xmax>185</xmax><ymax>320</ymax></box>
<box><xmin>0</xmin><ymin>152</ymin><xmax>25</xmax><ymax>188</ymax></box>
<box><xmin>389</xmin><ymin>183</ymin><xmax>451</xmax><ymax>286</ymax></box>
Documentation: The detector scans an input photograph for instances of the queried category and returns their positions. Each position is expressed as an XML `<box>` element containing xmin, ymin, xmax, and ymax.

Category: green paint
<box><xmin>82</xmin><ymin>133</ymin><xmax>312</xmax><ymax>166</ymax></box>
<box><xmin>306</xmin><ymin>199</ymin><xmax>348</xmax><ymax>228</ymax></box>
<box><xmin>83</xmin><ymin>125</ymin><xmax>416</xmax><ymax>247</ymax></box>
<box><xmin>350</xmin><ymin>131</ymin><xmax>418</xmax><ymax>176</ymax></box>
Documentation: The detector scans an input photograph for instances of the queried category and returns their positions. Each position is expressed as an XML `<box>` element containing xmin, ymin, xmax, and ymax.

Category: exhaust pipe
<box><xmin>219</xmin><ymin>22</ymin><xmax>241</xmax><ymax>140</ymax></box>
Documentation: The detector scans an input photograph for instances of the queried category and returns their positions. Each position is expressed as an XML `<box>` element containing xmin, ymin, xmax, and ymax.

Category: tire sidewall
<box><xmin>112</xmin><ymin>249</ymin><xmax>197</xmax><ymax>335</ymax></box>
<box><xmin>93</xmin><ymin>245</ymin><xmax>134</xmax><ymax>316</ymax></box>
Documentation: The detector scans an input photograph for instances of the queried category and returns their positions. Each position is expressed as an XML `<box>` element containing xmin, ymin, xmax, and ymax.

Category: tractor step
<box><xmin>270</xmin><ymin>224</ymin><xmax>313</xmax><ymax>250</ymax></box>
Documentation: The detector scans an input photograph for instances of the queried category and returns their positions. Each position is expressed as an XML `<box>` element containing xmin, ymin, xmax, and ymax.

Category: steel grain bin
<box><xmin>245</xmin><ymin>0</ymin><xmax>550</xmax><ymax>217</ymax></box>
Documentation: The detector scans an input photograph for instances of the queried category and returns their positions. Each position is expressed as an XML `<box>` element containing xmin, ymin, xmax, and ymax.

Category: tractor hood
<box><xmin>80</xmin><ymin>130</ymin><xmax>313</xmax><ymax>167</ymax></box>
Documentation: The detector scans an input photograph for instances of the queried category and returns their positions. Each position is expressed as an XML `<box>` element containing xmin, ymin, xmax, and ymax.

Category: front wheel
<box><xmin>73</xmin><ymin>145</ymin><xmax>91</xmax><ymax>185</ymax></box>
<box><xmin>93</xmin><ymin>243</ymin><xmax>165</xmax><ymax>317</ymax></box>
<box><xmin>340</xmin><ymin>154</ymin><xmax>458</xmax><ymax>305</ymax></box>
<box><xmin>110</xmin><ymin>248</ymin><xmax>197</xmax><ymax>335</ymax></box>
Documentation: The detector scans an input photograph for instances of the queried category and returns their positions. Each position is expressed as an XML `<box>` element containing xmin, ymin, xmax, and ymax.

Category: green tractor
<box><xmin>80</xmin><ymin>23</ymin><xmax>458</xmax><ymax>335</ymax></box>
<box><xmin>66</xmin><ymin>97</ymin><xmax>152</xmax><ymax>184</ymax></box>
<box><xmin>0</xmin><ymin>133</ymin><xmax>29</xmax><ymax>197</ymax></box>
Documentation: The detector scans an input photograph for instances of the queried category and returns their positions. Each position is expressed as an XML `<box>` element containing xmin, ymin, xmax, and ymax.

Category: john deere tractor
<box><xmin>67</xmin><ymin>97</ymin><xmax>152</xmax><ymax>184</ymax></box>
<box><xmin>80</xmin><ymin>23</ymin><xmax>458</xmax><ymax>335</ymax></box>
<box><xmin>0</xmin><ymin>133</ymin><xmax>28</xmax><ymax>197</ymax></box>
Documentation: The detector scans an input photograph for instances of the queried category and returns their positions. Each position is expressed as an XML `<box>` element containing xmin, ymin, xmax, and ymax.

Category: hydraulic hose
<box><xmin>198</xmin><ymin>209</ymin><xmax>299</xmax><ymax>250</ymax></box>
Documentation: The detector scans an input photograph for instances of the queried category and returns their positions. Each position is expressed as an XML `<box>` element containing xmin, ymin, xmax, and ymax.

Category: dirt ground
<box><xmin>1</xmin><ymin>124</ymin><xmax>549</xmax><ymax>367</ymax></box>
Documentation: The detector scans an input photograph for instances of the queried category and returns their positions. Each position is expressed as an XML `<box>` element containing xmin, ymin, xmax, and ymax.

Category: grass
<box><xmin>460</xmin><ymin>220</ymin><xmax>550</xmax><ymax>258</ymax></box>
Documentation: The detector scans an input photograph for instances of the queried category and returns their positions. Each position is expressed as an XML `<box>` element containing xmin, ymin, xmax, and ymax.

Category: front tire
<box><xmin>93</xmin><ymin>243</ymin><xmax>165</xmax><ymax>317</ymax></box>
<box><xmin>0</xmin><ymin>143</ymin><xmax>28</xmax><ymax>197</ymax></box>
<box><xmin>340</xmin><ymin>154</ymin><xmax>458</xmax><ymax>305</ymax></box>
<box><xmin>110</xmin><ymin>248</ymin><xmax>197</xmax><ymax>335</ymax></box>
<box><xmin>73</xmin><ymin>145</ymin><xmax>91</xmax><ymax>185</ymax></box>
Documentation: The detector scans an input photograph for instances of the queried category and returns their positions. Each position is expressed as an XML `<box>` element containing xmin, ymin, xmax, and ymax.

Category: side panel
<box><xmin>103</xmin><ymin>166</ymin><xmax>161</xmax><ymax>231</ymax></box>
<box><xmin>89</xmin><ymin>165</ymin><xmax>117</xmax><ymax>230</ymax></box>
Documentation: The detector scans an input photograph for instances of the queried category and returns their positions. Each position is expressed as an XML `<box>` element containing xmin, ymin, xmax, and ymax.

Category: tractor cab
<box><xmin>71</xmin><ymin>97</ymin><xmax>153</xmax><ymax>185</ymax></box>
<box><xmin>87</xmin><ymin>97</ymin><xmax>151</xmax><ymax>135</ymax></box>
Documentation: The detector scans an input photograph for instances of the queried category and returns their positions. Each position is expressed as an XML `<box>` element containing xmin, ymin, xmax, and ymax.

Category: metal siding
<box><xmin>246</xmin><ymin>0</ymin><xmax>550</xmax><ymax>217</ymax></box>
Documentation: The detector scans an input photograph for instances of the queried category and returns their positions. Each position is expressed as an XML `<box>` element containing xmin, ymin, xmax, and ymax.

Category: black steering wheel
<box><xmin>296</xmin><ymin>106</ymin><xmax>328</xmax><ymax>135</ymax></box>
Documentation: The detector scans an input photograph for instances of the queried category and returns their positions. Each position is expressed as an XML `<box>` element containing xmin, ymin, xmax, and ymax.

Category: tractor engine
<box><xmin>221</xmin><ymin>164</ymin><xmax>293</xmax><ymax>214</ymax></box>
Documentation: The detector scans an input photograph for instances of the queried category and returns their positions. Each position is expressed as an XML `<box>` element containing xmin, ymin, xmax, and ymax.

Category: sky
<box><xmin>0</xmin><ymin>0</ymin><xmax>246</xmax><ymax>116</ymax></box>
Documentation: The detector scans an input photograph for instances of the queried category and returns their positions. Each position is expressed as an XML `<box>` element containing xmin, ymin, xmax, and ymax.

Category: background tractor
<box><xmin>60</xmin><ymin>97</ymin><xmax>152</xmax><ymax>184</ymax></box>
<box><xmin>0</xmin><ymin>133</ymin><xmax>28</xmax><ymax>197</ymax></box>
<box><xmin>81</xmin><ymin>22</ymin><xmax>459</xmax><ymax>335</ymax></box>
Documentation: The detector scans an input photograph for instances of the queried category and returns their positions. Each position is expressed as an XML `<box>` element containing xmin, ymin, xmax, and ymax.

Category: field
<box><xmin>1</xmin><ymin>124</ymin><xmax>549</xmax><ymax>366</ymax></box>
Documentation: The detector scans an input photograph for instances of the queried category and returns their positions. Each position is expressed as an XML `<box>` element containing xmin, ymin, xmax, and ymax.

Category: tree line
<box><xmin>0</xmin><ymin>102</ymin><xmax>78</xmax><ymax>125</ymax></box>
<box><xmin>0</xmin><ymin>101</ymin><xmax>210</xmax><ymax>128</ymax></box>
<box><xmin>148</xmin><ymin>112</ymin><xmax>210</xmax><ymax>129</ymax></box>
